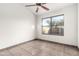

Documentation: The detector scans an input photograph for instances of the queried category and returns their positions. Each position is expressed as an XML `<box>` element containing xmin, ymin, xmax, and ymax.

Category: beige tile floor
<box><xmin>0</xmin><ymin>39</ymin><xmax>78</xmax><ymax>56</ymax></box>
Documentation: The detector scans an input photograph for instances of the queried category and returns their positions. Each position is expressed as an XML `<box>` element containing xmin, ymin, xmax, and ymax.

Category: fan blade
<box><xmin>42</xmin><ymin>3</ymin><xmax>46</xmax><ymax>4</ymax></box>
<box><xmin>41</xmin><ymin>5</ymin><xmax>49</xmax><ymax>10</ymax></box>
<box><xmin>36</xmin><ymin>7</ymin><xmax>39</xmax><ymax>12</ymax></box>
<box><xmin>25</xmin><ymin>4</ymin><xmax>36</xmax><ymax>7</ymax></box>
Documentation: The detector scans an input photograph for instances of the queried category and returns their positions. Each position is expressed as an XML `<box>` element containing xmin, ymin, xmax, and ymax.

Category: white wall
<box><xmin>37</xmin><ymin>4</ymin><xmax>78</xmax><ymax>46</ymax></box>
<box><xmin>78</xmin><ymin>4</ymin><xmax>79</xmax><ymax>48</ymax></box>
<box><xmin>0</xmin><ymin>3</ymin><xmax>35</xmax><ymax>49</ymax></box>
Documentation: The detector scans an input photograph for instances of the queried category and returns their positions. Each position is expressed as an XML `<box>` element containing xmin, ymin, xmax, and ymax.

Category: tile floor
<box><xmin>0</xmin><ymin>40</ymin><xmax>78</xmax><ymax>56</ymax></box>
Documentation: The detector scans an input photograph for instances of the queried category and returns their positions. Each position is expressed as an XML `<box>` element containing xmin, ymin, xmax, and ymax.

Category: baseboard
<box><xmin>0</xmin><ymin>39</ymin><xmax>34</xmax><ymax>51</ymax></box>
<box><xmin>0</xmin><ymin>39</ymin><xmax>78</xmax><ymax>51</ymax></box>
<box><xmin>35</xmin><ymin>39</ymin><xmax>78</xmax><ymax>48</ymax></box>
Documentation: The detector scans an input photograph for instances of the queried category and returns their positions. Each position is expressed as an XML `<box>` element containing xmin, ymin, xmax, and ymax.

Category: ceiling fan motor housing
<box><xmin>36</xmin><ymin>3</ymin><xmax>42</xmax><ymax>6</ymax></box>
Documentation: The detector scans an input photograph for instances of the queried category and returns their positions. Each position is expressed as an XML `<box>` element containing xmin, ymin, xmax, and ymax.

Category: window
<box><xmin>42</xmin><ymin>14</ymin><xmax>64</xmax><ymax>36</ymax></box>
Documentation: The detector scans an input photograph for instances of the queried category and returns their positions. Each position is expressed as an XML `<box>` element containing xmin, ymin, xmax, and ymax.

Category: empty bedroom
<box><xmin>0</xmin><ymin>3</ymin><xmax>78</xmax><ymax>56</ymax></box>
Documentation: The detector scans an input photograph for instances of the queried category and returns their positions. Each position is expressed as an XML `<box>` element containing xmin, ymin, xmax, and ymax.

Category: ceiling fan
<box><xmin>25</xmin><ymin>3</ymin><xmax>49</xmax><ymax>13</ymax></box>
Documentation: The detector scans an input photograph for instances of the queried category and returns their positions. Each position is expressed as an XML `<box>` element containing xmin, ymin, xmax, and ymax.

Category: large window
<box><xmin>42</xmin><ymin>14</ymin><xmax>64</xmax><ymax>36</ymax></box>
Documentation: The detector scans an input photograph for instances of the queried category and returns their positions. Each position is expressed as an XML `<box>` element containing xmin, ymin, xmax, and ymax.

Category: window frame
<box><xmin>42</xmin><ymin>14</ymin><xmax>64</xmax><ymax>36</ymax></box>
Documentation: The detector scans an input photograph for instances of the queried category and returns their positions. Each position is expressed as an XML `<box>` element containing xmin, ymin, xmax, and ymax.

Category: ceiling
<box><xmin>23</xmin><ymin>3</ymin><xmax>75</xmax><ymax>15</ymax></box>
